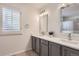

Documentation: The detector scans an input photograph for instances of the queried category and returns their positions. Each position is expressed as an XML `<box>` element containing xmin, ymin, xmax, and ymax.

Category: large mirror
<box><xmin>39</xmin><ymin>12</ymin><xmax>48</xmax><ymax>35</ymax></box>
<box><xmin>61</xmin><ymin>4</ymin><xmax>79</xmax><ymax>34</ymax></box>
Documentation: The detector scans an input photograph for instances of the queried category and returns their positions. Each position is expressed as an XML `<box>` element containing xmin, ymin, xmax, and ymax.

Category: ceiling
<box><xmin>25</xmin><ymin>3</ymin><xmax>47</xmax><ymax>9</ymax></box>
<box><xmin>0</xmin><ymin>3</ymin><xmax>48</xmax><ymax>9</ymax></box>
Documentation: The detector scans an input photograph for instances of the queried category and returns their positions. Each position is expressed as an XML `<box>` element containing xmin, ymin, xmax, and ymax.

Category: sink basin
<box><xmin>61</xmin><ymin>39</ymin><xmax>79</xmax><ymax>44</ymax></box>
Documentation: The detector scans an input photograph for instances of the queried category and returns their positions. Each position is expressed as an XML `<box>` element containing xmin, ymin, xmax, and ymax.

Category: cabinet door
<box><xmin>62</xmin><ymin>46</ymin><xmax>79</xmax><ymax>56</ymax></box>
<box><xmin>32</xmin><ymin>36</ymin><xmax>36</xmax><ymax>51</ymax></box>
<box><xmin>40</xmin><ymin>43</ymin><xmax>49</xmax><ymax>56</ymax></box>
<box><xmin>36</xmin><ymin>38</ymin><xmax>40</xmax><ymax>54</ymax></box>
<box><xmin>49</xmin><ymin>42</ymin><xmax>61</xmax><ymax>56</ymax></box>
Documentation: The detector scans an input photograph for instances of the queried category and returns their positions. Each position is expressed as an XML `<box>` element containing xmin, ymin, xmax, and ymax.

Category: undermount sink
<box><xmin>61</xmin><ymin>39</ymin><xmax>79</xmax><ymax>44</ymax></box>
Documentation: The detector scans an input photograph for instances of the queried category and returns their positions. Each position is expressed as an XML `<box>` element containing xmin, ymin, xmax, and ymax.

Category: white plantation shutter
<box><xmin>12</xmin><ymin>10</ymin><xmax>20</xmax><ymax>31</ymax></box>
<box><xmin>2</xmin><ymin>8</ymin><xmax>20</xmax><ymax>32</ymax></box>
<box><xmin>0</xmin><ymin>8</ymin><xmax>2</xmax><ymax>31</ymax></box>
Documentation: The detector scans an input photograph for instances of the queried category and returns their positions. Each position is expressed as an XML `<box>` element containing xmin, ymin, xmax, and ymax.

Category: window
<box><xmin>0</xmin><ymin>8</ymin><xmax>20</xmax><ymax>34</ymax></box>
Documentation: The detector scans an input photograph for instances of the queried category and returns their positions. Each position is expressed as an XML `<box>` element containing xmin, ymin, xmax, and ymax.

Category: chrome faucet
<box><xmin>68</xmin><ymin>33</ymin><xmax>72</xmax><ymax>40</ymax></box>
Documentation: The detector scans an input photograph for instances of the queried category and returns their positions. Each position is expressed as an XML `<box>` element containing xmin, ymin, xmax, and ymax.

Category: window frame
<box><xmin>0</xmin><ymin>7</ymin><xmax>22</xmax><ymax>35</ymax></box>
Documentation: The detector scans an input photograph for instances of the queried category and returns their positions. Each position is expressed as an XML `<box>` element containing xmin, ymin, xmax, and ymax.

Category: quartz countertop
<box><xmin>32</xmin><ymin>34</ymin><xmax>79</xmax><ymax>50</ymax></box>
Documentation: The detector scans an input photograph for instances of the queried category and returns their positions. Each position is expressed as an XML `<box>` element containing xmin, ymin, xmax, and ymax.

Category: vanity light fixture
<box><xmin>39</xmin><ymin>12</ymin><xmax>48</xmax><ymax>16</ymax></box>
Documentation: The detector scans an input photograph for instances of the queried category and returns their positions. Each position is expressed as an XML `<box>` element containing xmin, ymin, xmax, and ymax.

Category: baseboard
<box><xmin>5</xmin><ymin>48</ymin><xmax>32</xmax><ymax>56</ymax></box>
<box><xmin>6</xmin><ymin>50</ymin><xmax>26</xmax><ymax>56</ymax></box>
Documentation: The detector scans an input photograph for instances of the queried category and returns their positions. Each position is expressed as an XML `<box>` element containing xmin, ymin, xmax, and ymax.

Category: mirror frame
<box><xmin>60</xmin><ymin>4</ymin><xmax>74</xmax><ymax>34</ymax></box>
<box><xmin>60</xmin><ymin>4</ymin><xmax>79</xmax><ymax>34</ymax></box>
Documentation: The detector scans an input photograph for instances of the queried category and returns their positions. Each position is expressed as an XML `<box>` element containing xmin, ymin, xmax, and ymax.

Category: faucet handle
<box><xmin>68</xmin><ymin>33</ymin><xmax>72</xmax><ymax>40</ymax></box>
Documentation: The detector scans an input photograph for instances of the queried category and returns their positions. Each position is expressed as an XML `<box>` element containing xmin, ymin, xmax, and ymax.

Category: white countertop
<box><xmin>32</xmin><ymin>34</ymin><xmax>79</xmax><ymax>50</ymax></box>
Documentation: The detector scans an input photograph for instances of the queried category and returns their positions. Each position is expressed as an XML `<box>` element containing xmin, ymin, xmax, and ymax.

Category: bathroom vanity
<box><xmin>31</xmin><ymin>35</ymin><xmax>79</xmax><ymax>56</ymax></box>
<box><xmin>31</xmin><ymin>4</ymin><xmax>79</xmax><ymax>56</ymax></box>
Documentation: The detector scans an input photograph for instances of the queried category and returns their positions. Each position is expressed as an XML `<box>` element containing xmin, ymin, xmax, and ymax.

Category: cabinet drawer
<box><xmin>41</xmin><ymin>39</ymin><xmax>49</xmax><ymax>45</ymax></box>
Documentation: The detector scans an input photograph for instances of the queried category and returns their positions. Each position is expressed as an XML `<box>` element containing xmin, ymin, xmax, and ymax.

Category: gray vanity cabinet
<box><xmin>32</xmin><ymin>36</ymin><xmax>40</xmax><ymax>55</ymax></box>
<box><xmin>32</xmin><ymin>36</ymin><xmax>36</xmax><ymax>51</ymax></box>
<box><xmin>62</xmin><ymin>46</ymin><xmax>79</xmax><ymax>56</ymax></box>
<box><xmin>35</xmin><ymin>38</ymin><xmax>40</xmax><ymax>54</ymax></box>
<box><xmin>49</xmin><ymin>42</ymin><xmax>61</xmax><ymax>56</ymax></box>
<box><xmin>40</xmin><ymin>39</ymin><xmax>49</xmax><ymax>56</ymax></box>
<box><xmin>32</xmin><ymin>36</ymin><xmax>79</xmax><ymax>56</ymax></box>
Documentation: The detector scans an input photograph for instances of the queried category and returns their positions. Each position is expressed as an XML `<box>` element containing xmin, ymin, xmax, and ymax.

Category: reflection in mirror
<box><xmin>61</xmin><ymin>4</ymin><xmax>79</xmax><ymax>34</ymax></box>
<box><xmin>39</xmin><ymin>12</ymin><xmax>48</xmax><ymax>35</ymax></box>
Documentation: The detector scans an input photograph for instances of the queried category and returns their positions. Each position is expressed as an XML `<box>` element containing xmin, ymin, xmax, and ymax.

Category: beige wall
<box><xmin>0</xmin><ymin>4</ymin><xmax>39</xmax><ymax>55</ymax></box>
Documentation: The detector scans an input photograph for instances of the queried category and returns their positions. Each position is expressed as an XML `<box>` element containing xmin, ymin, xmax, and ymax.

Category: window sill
<box><xmin>0</xmin><ymin>32</ymin><xmax>22</xmax><ymax>36</ymax></box>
